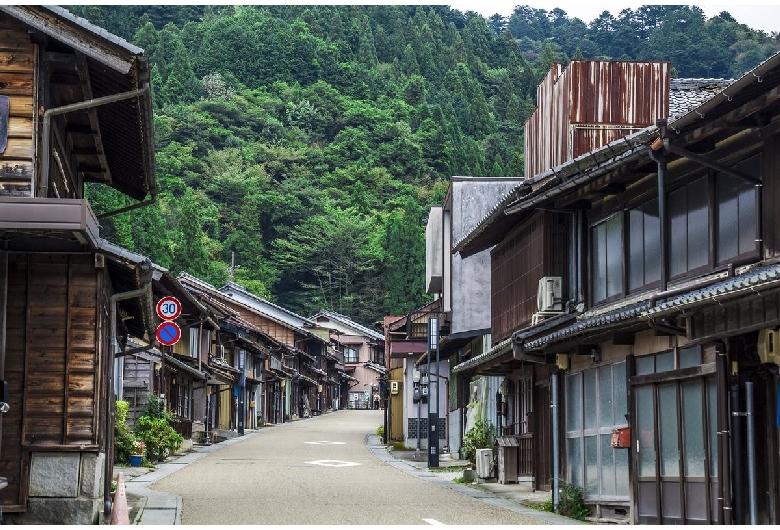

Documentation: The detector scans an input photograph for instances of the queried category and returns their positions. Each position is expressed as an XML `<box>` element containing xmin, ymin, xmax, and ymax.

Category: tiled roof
<box><xmin>451</xmin><ymin>338</ymin><xmax>512</xmax><ymax>374</ymax></box>
<box><xmin>313</xmin><ymin>309</ymin><xmax>385</xmax><ymax>341</ymax></box>
<box><xmin>669</xmin><ymin>78</ymin><xmax>734</xmax><ymax>120</ymax></box>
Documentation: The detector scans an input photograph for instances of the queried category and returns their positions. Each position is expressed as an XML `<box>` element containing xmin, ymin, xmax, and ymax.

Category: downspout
<box><xmin>649</xmin><ymin>120</ymin><xmax>668</xmax><ymax>293</ymax></box>
<box><xmin>730</xmin><ymin>379</ymin><xmax>744</xmax><ymax>524</ymax></box>
<box><xmin>39</xmin><ymin>85</ymin><xmax>150</xmax><ymax>199</ymax></box>
<box><xmin>551</xmin><ymin>370</ymin><xmax>560</xmax><ymax>512</ymax></box>
<box><xmin>715</xmin><ymin>341</ymin><xmax>732</xmax><ymax>524</ymax></box>
<box><xmin>104</xmin><ymin>258</ymin><xmax>154</xmax><ymax>516</ymax></box>
<box><xmin>745</xmin><ymin>381</ymin><xmax>757</xmax><ymax>524</ymax></box>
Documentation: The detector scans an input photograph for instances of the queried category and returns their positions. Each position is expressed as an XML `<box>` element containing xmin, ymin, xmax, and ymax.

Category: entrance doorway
<box><xmin>634</xmin><ymin>375</ymin><xmax>718</xmax><ymax>523</ymax></box>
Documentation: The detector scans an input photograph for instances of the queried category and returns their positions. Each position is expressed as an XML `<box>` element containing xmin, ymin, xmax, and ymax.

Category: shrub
<box><xmin>134</xmin><ymin>394</ymin><xmax>183</xmax><ymax>462</ymax></box>
<box><xmin>134</xmin><ymin>415</ymin><xmax>183</xmax><ymax>462</ymax></box>
<box><xmin>376</xmin><ymin>425</ymin><xmax>384</xmax><ymax>437</ymax></box>
<box><xmin>461</xmin><ymin>418</ymin><xmax>495</xmax><ymax>463</ymax></box>
<box><xmin>114</xmin><ymin>400</ymin><xmax>137</xmax><ymax>465</ymax></box>
<box><xmin>557</xmin><ymin>480</ymin><xmax>589</xmax><ymax>521</ymax></box>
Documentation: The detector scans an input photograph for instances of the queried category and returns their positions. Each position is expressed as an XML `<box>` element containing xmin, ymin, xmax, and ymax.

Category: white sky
<box><xmin>442</xmin><ymin>2</ymin><xmax>780</xmax><ymax>34</ymax></box>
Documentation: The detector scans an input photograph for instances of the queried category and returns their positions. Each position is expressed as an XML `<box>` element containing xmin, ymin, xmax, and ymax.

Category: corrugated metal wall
<box><xmin>525</xmin><ymin>60</ymin><xmax>670</xmax><ymax>179</ymax></box>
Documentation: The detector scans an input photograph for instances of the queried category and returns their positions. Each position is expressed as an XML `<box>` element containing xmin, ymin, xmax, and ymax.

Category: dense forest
<box><xmin>67</xmin><ymin>5</ymin><xmax>778</xmax><ymax>326</ymax></box>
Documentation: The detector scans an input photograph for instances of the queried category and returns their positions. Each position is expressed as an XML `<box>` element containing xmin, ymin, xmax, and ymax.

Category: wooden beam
<box><xmin>74</xmin><ymin>53</ymin><xmax>112</xmax><ymax>185</ymax></box>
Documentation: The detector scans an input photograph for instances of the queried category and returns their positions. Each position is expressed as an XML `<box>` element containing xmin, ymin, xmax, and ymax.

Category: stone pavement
<box><xmin>105</xmin><ymin>419</ymin><xmax>580</xmax><ymax>525</ymax></box>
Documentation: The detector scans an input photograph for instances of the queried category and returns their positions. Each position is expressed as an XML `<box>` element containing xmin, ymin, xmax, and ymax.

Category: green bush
<box><xmin>134</xmin><ymin>394</ymin><xmax>183</xmax><ymax>463</ymax></box>
<box><xmin>461</xmin><ymin>418</ymin><xmax>495</xmax><ymax>463</ymax></box>
<box><xmin>558</xmin><ymin>480</ymin><xmax>589</xmax><ymax>521</ymax></box>
<box><xmin>376</xmin><ymin>425</ymin><xmax>384</xmax><ymax>437</ymax></box>
<box><xmin>114</xmin><ymin>400</ymin><xmax>137</xmax><ymax>465</ymax></box>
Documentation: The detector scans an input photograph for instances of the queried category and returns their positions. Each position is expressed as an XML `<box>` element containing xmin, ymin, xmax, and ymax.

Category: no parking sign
<box><xmin>156</xmin><ymin>321</ymin><xmax>182</xmax><ymax>346</ymax></box>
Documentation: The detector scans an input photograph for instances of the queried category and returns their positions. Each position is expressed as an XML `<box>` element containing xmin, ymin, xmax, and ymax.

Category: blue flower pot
<box><xmin>129</xmin><ymin>455</ymin><xmax>143</xmax><ymax>467</ymax></box>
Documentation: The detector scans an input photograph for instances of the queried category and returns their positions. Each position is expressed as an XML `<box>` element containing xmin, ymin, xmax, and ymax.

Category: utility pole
<box><xmin>427</xmin><ymin>317</ymin><xmax>439</xmax><ymax>468</ymax></box>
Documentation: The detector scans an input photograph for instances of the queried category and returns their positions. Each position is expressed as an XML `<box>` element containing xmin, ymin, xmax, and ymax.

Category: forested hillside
<box><xmin>67</xmin><ymin>5</ymin><xmax>778</xmax><ymax>326</ymax></box>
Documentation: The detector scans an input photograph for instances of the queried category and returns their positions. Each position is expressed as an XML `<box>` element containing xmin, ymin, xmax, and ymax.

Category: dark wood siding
<box><xmin>0</xmin><ymin>15</ymin><xmax>36</xmax><ymax>197</ymax></box>
<box><xmin>491</xmin><ymin>212</ymin><xmax>569</xmax><ymax>343</ymax></box>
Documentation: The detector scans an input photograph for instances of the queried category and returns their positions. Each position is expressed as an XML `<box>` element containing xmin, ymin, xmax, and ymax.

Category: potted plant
<box><xmin>129</xmin><ymin>439</ymin><xmax>145</xmax><ymax>467</ymax></box>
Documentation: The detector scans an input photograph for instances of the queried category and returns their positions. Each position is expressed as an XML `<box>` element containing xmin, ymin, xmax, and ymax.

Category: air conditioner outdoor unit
<box><xmin>475</xmin><ymin>448</ymin><xmax>494</xmax><ymax>479</ymax></box>
<box><xmin>758</xmin><ymin>329</ymin><xmax>780</xmax><ymax>365</ymax></box>
<box><xmin>537</xmin><ymin>276</ymin><xmax>563</xmax><ymax>313</ymax></box>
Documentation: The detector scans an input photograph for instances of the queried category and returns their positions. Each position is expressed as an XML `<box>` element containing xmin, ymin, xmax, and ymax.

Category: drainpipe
<box><xmin>551</xmin><ymin>370</ymin><xmax>560</xmax><ymax>512</ymax></box>
<box><xmin>730</xmin><ymin>381</ymin><xmax>744</xmax><ymax>524</ymax></box>
<box><xmin>104</xmin><ymin>258</ymin><xmax>154</xmax><ymax>516</ymax></box>
<box><xmin>38</xmin><ymin>85</ymin><xmax>151</xmax><ymax>199</ymax></box>
<box><xmin>715</xmin><ymin>342</ymin><xmax>732</xmax><ymax>524</ymax></box>
<box><xmin>745</xmin><ymin>381</ymin><xmax>757</xmax><ymax>525</ymax></box>
<box><xmin>649</xmin><ymin>120</ymin><xmax>668</xmax><ymax>293</ymax></box>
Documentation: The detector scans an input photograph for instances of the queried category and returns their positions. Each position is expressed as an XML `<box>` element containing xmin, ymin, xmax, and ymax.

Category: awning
<box><xmin>452</xmin><ymin>338</ymin><xmax>512</xmax><ymax>374</ymax></box>
<box><xmin>363</xmin><ymin>361</ymin><xmax>386</xmax><ymax>374</ymax></box>
<box><xmin>389</xmin><ymin>340</ymin><xmax>427</xmax><ymax>357</ymax></box>
<box><xmin>296</xmin><ymin>374</ymin><xmax>318</xmax><ymax>386</ymax></box>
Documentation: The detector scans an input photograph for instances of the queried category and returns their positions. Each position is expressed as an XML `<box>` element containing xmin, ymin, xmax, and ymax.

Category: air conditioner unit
<box><xmin>475</xmin><ymin>448</ymin><xmax>494</xmax><ymax>479</ymax></box>
<box><xmin>758</xmin><ymin>329</ymin><xmax>780</xmax><ymax>365</ymax></box>
<box><xmin>537</xmin><ymin>276</ymin><xmax>563</xmax><ymax>312</ymax></box>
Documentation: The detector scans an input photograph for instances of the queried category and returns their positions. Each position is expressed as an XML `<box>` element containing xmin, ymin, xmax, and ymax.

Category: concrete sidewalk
<box><xmin>106</xmin><ymin>421</ymin><xmax>580</xmax><ymax>525</ymax></box>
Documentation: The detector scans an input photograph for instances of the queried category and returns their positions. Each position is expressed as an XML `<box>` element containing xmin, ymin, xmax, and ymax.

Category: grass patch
<box><xmin>429</xmin><ymin>465</ymin><xmax>470</xmax><ymax>473</ymax></box>
<box><xmin>523</xmin><ymin>498</ymin><xmax>555</xmax><ymax>513</ymax></box>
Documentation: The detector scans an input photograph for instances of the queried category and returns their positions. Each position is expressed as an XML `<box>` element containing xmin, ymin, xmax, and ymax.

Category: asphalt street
<box><xmin>150</xmin><ymin>410</ymin><xmax>555</xmax><ymax>525</ymax></box>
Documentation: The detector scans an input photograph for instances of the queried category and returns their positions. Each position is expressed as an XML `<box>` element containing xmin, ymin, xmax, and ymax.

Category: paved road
<box><xmin>151</xmin><ymin>410</ymin><xmax>552</xmax><ymax>525</ymax></box>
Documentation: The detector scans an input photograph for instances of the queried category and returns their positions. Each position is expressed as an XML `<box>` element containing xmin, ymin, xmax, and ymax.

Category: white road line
<box><xmin>422</xmin><ymin>518</ymin><xmax>445</xmax><ymax>525</ymax></box>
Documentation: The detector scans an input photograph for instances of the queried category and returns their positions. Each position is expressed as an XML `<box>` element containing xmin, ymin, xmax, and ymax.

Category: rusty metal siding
<box><xmin>525</xmin><ymin>63</ymin><xmax>567</xmax><ymax>182</ymax></box>
<box><xmin>525</xmin><ymin>60</ymin><xmax>670</xmax><ymax>179</ymax></box>
<box><xmin>0</xmin><ymin>15</ymin><xmax>36</xmax><ymax>197</ymax></box>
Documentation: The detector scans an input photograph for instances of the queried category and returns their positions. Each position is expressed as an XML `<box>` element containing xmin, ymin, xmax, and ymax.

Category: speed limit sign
<box><xmin>156</xmin><ymin>296</ymin><xmax>182</xmax><ymax>320</ymax></box>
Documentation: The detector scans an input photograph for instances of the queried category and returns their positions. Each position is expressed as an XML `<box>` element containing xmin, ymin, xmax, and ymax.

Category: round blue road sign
<box><xmin>156</xmin><ymin>321</ymin><xmax>182</xmax><ymax>346</ymax></box>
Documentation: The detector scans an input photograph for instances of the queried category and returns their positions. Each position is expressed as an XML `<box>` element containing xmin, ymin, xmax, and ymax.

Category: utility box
<box><xmin>496</xmin><ymin>436</ymin><xmax>519</xmax><ymax>484</ymax></box>
<box><xmin>475</xmin><ymin>448</ymin><xmax>494</xmax><ymax>479</ymax></box>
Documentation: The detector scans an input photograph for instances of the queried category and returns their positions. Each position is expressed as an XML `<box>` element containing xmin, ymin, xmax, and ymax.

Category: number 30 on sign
<box><xmin>156</xmin><ymin>296</ymin><xmax>182</xmax><ymax>320</ymax></box>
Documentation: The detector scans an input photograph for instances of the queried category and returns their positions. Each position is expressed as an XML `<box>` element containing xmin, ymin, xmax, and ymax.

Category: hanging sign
<box><xmin>156</xmin><ymin>321</ymin><xmax>182</xmax><ymax>346</ymax></box>
<box><xmin>156</xmin><ymin>296</ymin><xmax>182</xmax><ymax>320</ymax></box>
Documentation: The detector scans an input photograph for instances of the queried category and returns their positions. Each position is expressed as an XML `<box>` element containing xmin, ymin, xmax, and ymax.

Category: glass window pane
<box><xmin>738</xmin><ymin>182</ymin><xmax>757</xmax><ymax>256</ymax></box>
<box><xmin>584</xmin><ymin>369</ymin><xmax>597</xmax><ymax>431</ymax></box>
<box><xmin>717</xmin><ymin>173</ymin><xmax>739</xmax><ymax>262</ymax></box>
<box><xmin>656</xmin><ymin>351</ymin><xmax>674</xmax><ymax>373</ymax></box>
<box><xmin>636</xmin><ymin>386</ymin><xmax>656</xmax><ymax>478</ymax></box>
<box><xmin>568</xmin><ymin>437</ymin><xmax>583</xmax><ymax>487</ymax></box>
<box><xmin>688</xmin><ymin>177</ymin><xmax>710</xmax><ymax>270</ymax></box>
<box><xmin>566</xmin><ymin>373</ymin><xmax>582</xmax><ymax>432</ymax></box>
<box><xmin>585</xmin><ymin>435</ymin><xmax>598</xmax><ymax>496</ymax></box>
<box><xmin>679</xmin><ymin>345</ymin><xmax>702</xmax><ymax>369</ymax></box>
<box><xmin>592</xmin><ymin>223</ymin><xmax>606</xmax><ymax>302</ymax></box>
<box><xmin>613</xmin><ymin>362</ymin><xmax>627</xmax><ymax>423</ymax></box>
<box><xmin>669</xmin><ymin>187</ymin><xmax>688</xmax><ymax>276</ymax></box>
<box><xmin>644</xmin><ymin>199</ymin><xmax>660</xmax><ymax>285</ymax></box>
<box><xmin>707</xmin><ymin>378</ymin><xmax>718</xmax><ymax>478</ymax></box>
<box><xmin>600</xmin><ymin>434</ymin><xmax>616</xmax><ymax>496</ymax></box>
<box><xmin>659</xmin><ymin>384</ymin><xmax>680</xmax><ymax>477</ymax></box>
<box><xmin>635</xmin><ymin>356</ymin><xmax>654</xmax><ymax>375</ymax></box>
<box><xmin>629</xmin><ymin>208</ymin><xmax>645</xmax><ymax>291</ymax></box>
<box><xmin>599</xmin><ymin>366</ymin><xmax>613</xmax><ymax>428</ymax></box>
<box><xmin>682</xmin><ymin>381</ymin><xmax>705</xmax><ymax>477</ymax></box>
<box><xmin>606</xmin><ymin>215</ymin><xmax>623</xmax><ymax>298</ymax></box>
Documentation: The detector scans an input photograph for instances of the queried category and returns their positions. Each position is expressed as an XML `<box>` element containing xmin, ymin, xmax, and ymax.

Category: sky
<box><xmin>442</xmin><ymin>1</ymin><xmax>780</xmax><ymax>34</ymax></box>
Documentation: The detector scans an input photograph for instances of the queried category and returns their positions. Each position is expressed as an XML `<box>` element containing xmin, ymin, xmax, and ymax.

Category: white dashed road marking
<box><xmin>305</xmin><ymin>460</ymin><xmax>361</xmax><ymax>467</ymax></box>
<box><xmin>423</xmin><ymin>518</ymin><xmax>445</xmax><ymax>525</ymax></box>
<box><xmin>304</xmin><ymin>441</ymin><xmax>346</xmax><ymax>445</ymax></box>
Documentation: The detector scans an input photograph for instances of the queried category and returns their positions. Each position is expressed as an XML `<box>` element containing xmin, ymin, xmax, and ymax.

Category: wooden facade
<box><xmin>455</xmin><ymin>55</ymin><xmax>780</xmax><ymax>523</ymax></box>
<box><xmin>0</xmin><ymin>7</ymin><xmax>155</xmax><ymax>523</ymax></box>
<box><xmin>491</xmin><ymin>211</ymin><xmax>569</xmax><ymax>343</ymax></box>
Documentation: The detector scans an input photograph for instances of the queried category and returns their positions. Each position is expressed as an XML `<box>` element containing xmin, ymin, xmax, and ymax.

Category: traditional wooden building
<box><xmin>455</xmin><ymin>56</ymin><xmax>780</xmax><ymax>524</ymax></box>
<box><xmin>0</xmin><ymin>6</ymin><xmax>155</xmax><ymax>523</ymax></box>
